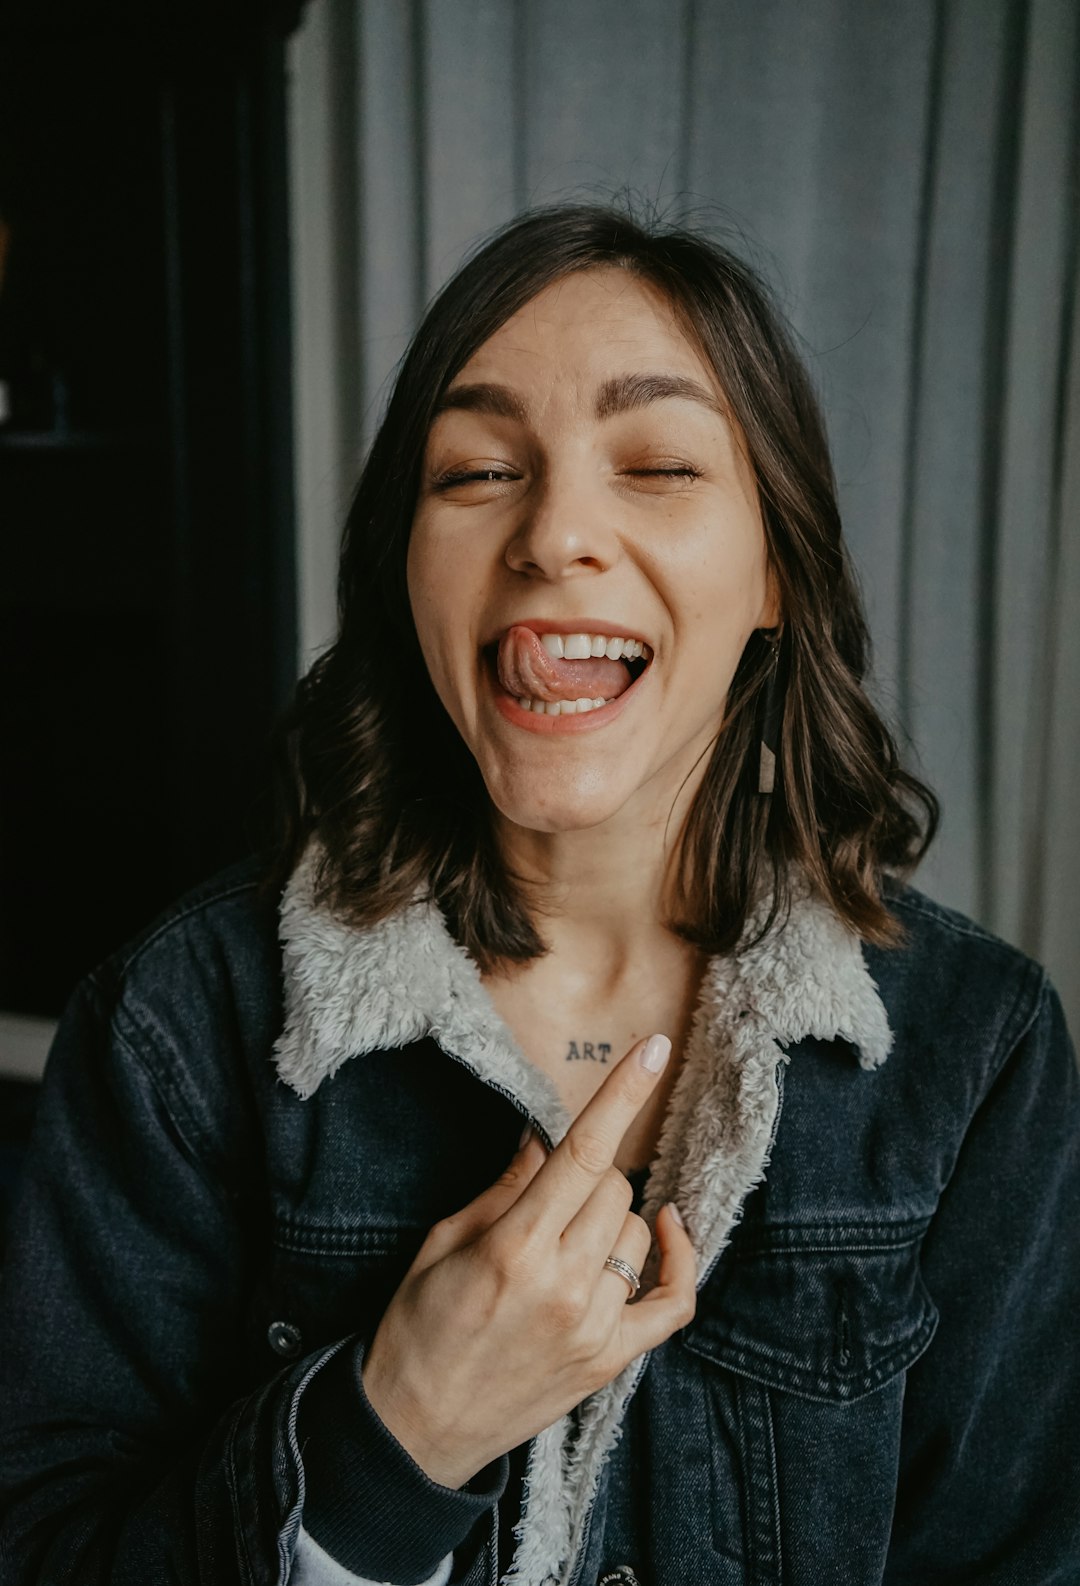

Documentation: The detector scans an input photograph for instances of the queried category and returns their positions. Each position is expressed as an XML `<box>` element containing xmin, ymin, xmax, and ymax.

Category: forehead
<box><xmin>453</xmin><ymin>267</ymin><xmax>721</xmax><ymax>397</ymax></box>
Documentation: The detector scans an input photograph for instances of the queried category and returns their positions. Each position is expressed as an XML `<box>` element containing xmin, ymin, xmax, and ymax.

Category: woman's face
<box><xmin>407</xmin><ymin>266</ymin><xmax>778</xmax><ymax>837</ymax></box>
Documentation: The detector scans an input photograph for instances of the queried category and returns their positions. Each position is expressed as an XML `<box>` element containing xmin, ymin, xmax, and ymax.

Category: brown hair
<box><xmin>274</xmin><ymin>203</ymin><xmax>937</xmax><ymax>964</ymax></box>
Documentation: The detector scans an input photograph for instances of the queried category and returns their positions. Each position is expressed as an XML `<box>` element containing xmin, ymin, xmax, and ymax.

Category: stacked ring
<box><xmin>603</xmin><ymin>1255</ymin><xmax>641</xmax><ymax>1298</ymax></box>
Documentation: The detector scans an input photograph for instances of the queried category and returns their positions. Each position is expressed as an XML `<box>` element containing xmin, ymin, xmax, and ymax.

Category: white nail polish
<box><xmin>639</xmin><ymin>1034</ymin><xmax>671</xmax><ymax>1073</ymax></box>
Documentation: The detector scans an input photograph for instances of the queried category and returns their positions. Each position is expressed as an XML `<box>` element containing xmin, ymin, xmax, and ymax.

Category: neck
<box><xmin>490</xmin><ymin>789</ymin><xmax>700</xmax><ymax>994</ymax></box>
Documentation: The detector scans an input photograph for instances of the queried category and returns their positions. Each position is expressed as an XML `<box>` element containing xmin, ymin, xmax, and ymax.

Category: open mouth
<box><xmin>487</xmin><ymin>624</ymin><xmax>653</xmax><ymax>722</ymax></box>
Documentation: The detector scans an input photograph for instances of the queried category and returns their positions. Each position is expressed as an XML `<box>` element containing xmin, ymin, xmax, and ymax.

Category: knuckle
<box><xmin>491</xmin><ymin>1158</ymin><xmax>530</xmax><ymax>1191</ymax></box>
<box><xmin>423</xmin><ymin>1214</ymin><xmax>457</xmax><ymax>1249</ymax></box>
<box><xmin>481</xmin><ymin>1226</ymin><xmax>540</xmax><ymax>1287</ymax></box>
<box><xmin>547</xmin><ymin>1281</ymin><xmax>591</xmax><ymax>1331</ymax></box>
<box><xmin>567</xmin><ymin>1129</ymin><xmax>611</xmax><ymax>1178</ymax></box>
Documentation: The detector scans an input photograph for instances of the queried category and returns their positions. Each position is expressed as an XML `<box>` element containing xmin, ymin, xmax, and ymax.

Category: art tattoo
<box><xmin>565</xmin><ymin>1041</ymin><xmax>613</xmax><ymax>1063</ymax></box>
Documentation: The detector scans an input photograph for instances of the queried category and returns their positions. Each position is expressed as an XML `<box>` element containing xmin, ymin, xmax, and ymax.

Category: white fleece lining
<box><xmin>274</xmin><ymin>848</ymin><xmax>892</xmax><ymax>1586</ymax></box>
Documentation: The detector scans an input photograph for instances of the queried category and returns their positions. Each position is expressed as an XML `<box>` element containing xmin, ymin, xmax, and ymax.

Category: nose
<box><xmin>503</xmin><ymin>471</ymin><xmax>619</xmax><ymax>581</ymax></box>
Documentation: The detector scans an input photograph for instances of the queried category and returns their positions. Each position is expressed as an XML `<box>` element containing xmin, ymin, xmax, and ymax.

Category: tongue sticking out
<box><xmin>497</xmin><ymin>625</ymin><xmax>634</xmax><ymax>704</ymax></box>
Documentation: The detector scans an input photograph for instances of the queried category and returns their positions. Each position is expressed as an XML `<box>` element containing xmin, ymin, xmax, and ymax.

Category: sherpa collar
<box><xmin>273</xmin><ymin>845</ymin><xmax>892</xmax><ymax>1586</ymax></box>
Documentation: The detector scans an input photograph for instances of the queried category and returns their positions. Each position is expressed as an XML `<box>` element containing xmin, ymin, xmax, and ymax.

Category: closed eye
<box><xmin>621</xmin><ymin>465</ymin><xmax>703</xmax><ymax>482</ymax></box>
<box><xmin>431</xmin><ymin>468</ymin><xmax>524</xmax><ymax>493</ymax></box>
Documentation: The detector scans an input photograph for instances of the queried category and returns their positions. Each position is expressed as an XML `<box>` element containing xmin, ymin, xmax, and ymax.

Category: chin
<box><xmin>483</xmin><ymin>765</ymin><xmax>641</xmax><ymax>835</ymax></box>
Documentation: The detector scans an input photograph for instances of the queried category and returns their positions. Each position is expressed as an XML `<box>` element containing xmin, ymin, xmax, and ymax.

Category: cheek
<box><xmin>406</xmin><ymin>525</ymin><xmax>451</xmax><ymax>662</ymax></box>
<box><xmin>666</xmin><ymin>512</ymin><xmax>770</xmax><ymax>627</ymax></box>
<box><xmin>406</xmin><ymin>525</ymin><xmax>481</xmax><ymax>726</ymax></box>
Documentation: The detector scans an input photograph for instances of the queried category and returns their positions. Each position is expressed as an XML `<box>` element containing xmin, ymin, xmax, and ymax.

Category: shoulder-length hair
<box><xmin>274</xmin><ymin>203</ymin><xmax>937</xmax><ymax>964</ymax></box>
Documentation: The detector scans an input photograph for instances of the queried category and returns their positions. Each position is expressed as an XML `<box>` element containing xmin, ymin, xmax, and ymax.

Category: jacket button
<box><xmin>598</xmin><ymin>1570</ymin><xmax>641</xmax><ymax>1585</ymax></box>
<box><xmin>267</xmin><ymin>1320</ymin><xmax>303</xmax><ymax>1358</ymax></box>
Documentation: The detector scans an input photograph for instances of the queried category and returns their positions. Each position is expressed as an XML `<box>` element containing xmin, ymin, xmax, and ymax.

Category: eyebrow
<box><xmin>595</xmin><ymin>372</ymin><xmax>727</xmax><ymax>420</ymax></box>
<box><xmin>433</xmin><ymin>383</ymin><xmax>529</xmax><ymax>423</ymax></box>
<box><xmin>433</xmin><ymin>372</ymin><xmax>727</xmax><ymax>425</ymax></box>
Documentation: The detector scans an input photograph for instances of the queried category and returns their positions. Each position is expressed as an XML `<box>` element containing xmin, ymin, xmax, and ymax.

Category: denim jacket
<box><xmin>1</xmin><ymin>850</ymin><xmax>1078</xmax><ymax>1586</ymax></box>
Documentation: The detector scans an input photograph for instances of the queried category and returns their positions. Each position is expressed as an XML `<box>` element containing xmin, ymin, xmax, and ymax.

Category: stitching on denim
<box><xmin>983</xmin><ymin>963</ymin><xmax>1050</xmax><ymax>1092</ymax></box>
<box><xmin>886</xmin><ymin>887</ymin><xmax>1047</xmax><ymax>980</ymax></box>
<box><xmin>731</xmin><ymin>1217</ymin><xmax>932</xmax><ymax>1255</ymax></box>
<box><xmin>98</xmin><ymin>873</ymin><xmax>263</xmax><ymax>983</ymax></box>
<box><xmin>732</xmin><ymin>1373</ymin><xmax>754</xmax><ymax>1572</ymax></box>
<box><xmin>107</xmin><ymin>1016</ymin><xmax>225</xmax><ymax>1194</ymax></box>
<box><xmin>762</xmin><ymin>1388</ymin><xmax>782</xmax><ymax>1583</ymax></box>
<box><xmin>735</xmin><ymin>1377</ymin><xmax>780</xmax><ymax>1583</ymax></box>
<box><xmin>224</xmin><ymin>1397</ymin><xmax>256</xmax><ymax>1586</ymax></box>
<box><xmin>882</xmin><ymin>891</ymin><xmax>1049</xmax><ymax>1105</ymax></box>
<box><xmin>885</xmin><ymin>891</ymin><xmax>1008</xmax><ymax>946</ymax></box>
<box><xmin>682</xmin><ymin>1308</ymin><xmax>939</xmax><ymax>1403</ymax></box>
<box><xmin>273</xmin><ymin>1224</ymin><xmax>420</xmax><ymax>1257</ymax></box>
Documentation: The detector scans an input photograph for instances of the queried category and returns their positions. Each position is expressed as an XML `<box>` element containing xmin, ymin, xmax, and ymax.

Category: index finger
<box><xmin>501</xmin><ymin>1034</ymin><xmax>671</xmax><ymax>1236</ymax></box>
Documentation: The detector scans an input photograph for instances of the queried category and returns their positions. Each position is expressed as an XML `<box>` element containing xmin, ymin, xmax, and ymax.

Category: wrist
<box><xmin>360</xmin><ymin>1354</ymin><xmax>475</xmax><ymax>1490</ymax></box>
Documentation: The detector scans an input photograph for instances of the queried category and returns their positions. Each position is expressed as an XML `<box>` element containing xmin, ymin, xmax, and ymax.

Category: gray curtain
<box><xmin>287</xmin><ymin>0</ymin><xmax>1080</xmax><ymax>1032</ymax></box>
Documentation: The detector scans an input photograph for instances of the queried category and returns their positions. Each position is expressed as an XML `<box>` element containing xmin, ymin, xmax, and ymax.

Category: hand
<box><xmin>360</xmin><ymin>1033</ymin><xmax>696</xmax><ymax>1489</ymax></box>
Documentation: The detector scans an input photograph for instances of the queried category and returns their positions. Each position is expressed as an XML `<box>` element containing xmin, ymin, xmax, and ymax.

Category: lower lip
<box><xmin>488</xmin><ymin>661</ymin><xmax>649</xmax><ymax>734</ymax></box>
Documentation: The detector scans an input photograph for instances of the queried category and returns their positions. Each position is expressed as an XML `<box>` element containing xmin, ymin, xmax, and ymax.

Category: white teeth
<box><xmin>511</xmin><ymin>631</ymin><xmax>651</xmax><ymax>717</ymax></box>
<box><xmin>532</xmin><ymin>631</ymin><xmax>649</xmax><ymax>660</ymax></box>
<box><xmin>515</xmin><ymin>695</ymin><xmax>615</xmax><ymax>715</ymax></box>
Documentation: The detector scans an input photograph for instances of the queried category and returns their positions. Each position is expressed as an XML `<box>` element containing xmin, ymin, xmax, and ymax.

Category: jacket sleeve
<box><xmin>883</xmin><ymin>972</ymin><xmax>1080</xmax><ymax>1583</ymax></box>
<box><xmin>0</xmin><ymin>973</ymin><xmax>505</xmax><ymax>1586</ymax></box>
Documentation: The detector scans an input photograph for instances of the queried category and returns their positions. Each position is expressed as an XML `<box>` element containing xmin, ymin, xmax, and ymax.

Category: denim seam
<box><xmin>273</xmin><ymin>1221</ymin><xmax>423</xmax><ymax>1256</ymax></box>
<box><xmin>109</xmin><ymin>1014</ymin><xmax>225</xmax><ymax>1196</ymax></box>
<box><xmin>885</xmin><ymin>893</ymin><xmax>1015</xmax><ymax>946</ymax></box>
<box><xmin>735</xmin><ymin>1376</ymin><xmax>781</xmax><ymax>1584</ymax></box>
<box><xmin>88</xmin><ymin>875</ymin><xmax>262</xmax><ymax>986</ymax></box>
<box><xmin>982</xmin><ymin>964</ymin><xmax>1050</xmax><ymax>1096</ymax></box>
<box><xmin>763</xmin><ymin>1388</ymin><xmax>782</xmax><ymax>1585</ymax></box>
<box><xmin>225</xmin><ymin>1396</ymin><xmax>257</xmax><ymax>1586</ymax></box>
<box><xmin>731</xmin><ymin>1219</ymin><xmax>932</xmax><ymax>1254</ymax></box>
<box><xmin>883</xmin><ymin>896</ymin><xmax>1050</xmax><ymax>1067</ymax></box>
<box><xmin>885</xmin><ymin>902</ymin><xmax>1048</xmax><ymax>1105</ymax></box>
<box><xmin>277</xmin><ymin>1339</ymin><xmax>353</xmax><ymax>1585</ymax></box>
<box><xmin>683</xmin><ymin>1308</ymin><xmax>939</xmax><ymax>1403</ymax></box>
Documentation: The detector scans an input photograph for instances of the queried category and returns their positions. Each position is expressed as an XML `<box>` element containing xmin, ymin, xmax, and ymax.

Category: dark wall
<box><xmin>0</xmin><ymin>10</ymin><xmax>299</xmax><ymax>1017</ymax></box>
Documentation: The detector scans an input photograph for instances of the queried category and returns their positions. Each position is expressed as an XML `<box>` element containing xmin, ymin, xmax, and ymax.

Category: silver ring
<box><xmin>603</xmin><ymin>1255</ymin><xmax>641</xmax><ymax>1298</ymax></box>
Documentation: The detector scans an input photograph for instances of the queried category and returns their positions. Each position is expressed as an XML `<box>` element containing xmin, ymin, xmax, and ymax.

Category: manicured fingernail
<box><xmin>639</xmin><ymin>1034</ymin><xmax>671</xmax><ymax>1073</ymax></box>
<box><xmin>518</xmin><ymin>1123</ymin><xmax>533</xmax><ymax>1149</ymax></box>
<box><xmin>668</xmin><ymin>1200</ymin><xmax>685</xmax><ymax>1228</ymax></box>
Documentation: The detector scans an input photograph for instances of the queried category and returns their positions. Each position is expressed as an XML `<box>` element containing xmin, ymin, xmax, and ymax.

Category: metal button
<box><xmin>598</xmin><ymin>1570</ymin><xmax>641</xmax><ymax>1585</ymax></box>
<box><xmin>267</xmin><ymin>1319</ymin><xmax>302</xmax><ymax>1358</ymax></box>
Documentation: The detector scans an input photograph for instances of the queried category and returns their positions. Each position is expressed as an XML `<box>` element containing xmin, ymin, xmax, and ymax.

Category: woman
<box><xmin>2</xmin><ymin>205</ymin><xmax>1078</xmax><ymax>1586</ymax></box>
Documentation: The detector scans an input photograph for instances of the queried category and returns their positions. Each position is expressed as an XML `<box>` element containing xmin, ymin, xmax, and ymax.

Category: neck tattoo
<box><xmin>565</xmin><ymin>1040</ymin><xmax>613</xmax><ymax>1063</ymax></box>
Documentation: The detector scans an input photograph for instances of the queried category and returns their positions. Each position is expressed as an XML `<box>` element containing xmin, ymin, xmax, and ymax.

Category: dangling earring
<box><xmin>757</xmin><ymin>628</ymin><xmax>784</xmax><ymax>795</ymax></box>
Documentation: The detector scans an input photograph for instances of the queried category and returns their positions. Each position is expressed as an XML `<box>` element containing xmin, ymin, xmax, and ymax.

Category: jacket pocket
<box><xmin>680</xmin><ymin>1217</ymin><xmax>939</xmax><ymax>1402</ymax></box>
<box><xmin>674</xmin><ymin>1221</ymin><xmax>941</xmax><ymax>1582</ymax></box>
<box><xmin>248</xmin><ymin>1220</ymin><xmax>429</xmax><ymax>1372</ymax></box>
